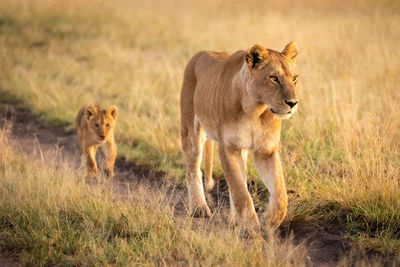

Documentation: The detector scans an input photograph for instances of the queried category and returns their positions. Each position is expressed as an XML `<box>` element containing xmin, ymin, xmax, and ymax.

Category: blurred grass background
<box><xmin>0</xmin><ymin>0</ymin><xmax>399</xmax><ymax>255</ymax></box>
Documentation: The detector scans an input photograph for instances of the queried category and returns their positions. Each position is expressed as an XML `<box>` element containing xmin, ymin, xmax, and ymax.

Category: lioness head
<box><xmin>85</xmin><ymin>105</ymin><xmax>118</xmax><ymax>143</ymax></box>
<box><xmin>245</xmin><ymin>42</ymin><xmax>299</xmax><ymax>119</ymax></box>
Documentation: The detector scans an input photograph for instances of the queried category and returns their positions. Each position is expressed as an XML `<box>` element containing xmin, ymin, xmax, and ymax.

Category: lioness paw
<box><xmin>204</xmin><ymin>178</ymin><xmax>216</xmax><ymax>192</ymax></box>
<box><xmin>190</xmin><ymin>205</ymin><xmax>212</xmax><ymax>218</ymax></box>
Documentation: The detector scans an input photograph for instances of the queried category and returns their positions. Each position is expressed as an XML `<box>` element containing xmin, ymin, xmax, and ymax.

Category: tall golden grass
<box><xmin>0</xmin><ymin>126</ymin><xmax>309</xmax><ymax>265</ymax></box>
<box><xmin>0</xmin><ymin>0</ymin><xmax>399</xmax><ymax>254</ymax></box>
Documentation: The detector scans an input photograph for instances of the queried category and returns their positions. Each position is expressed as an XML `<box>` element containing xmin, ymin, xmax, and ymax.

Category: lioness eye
<box><xmin>106</xmin><ymin>123</ymin><xmax>110</xmax><ymax>128</ymax></box>
<box><xmin>95</xmin><ymin>123</ymin><xmax>99</xmax><ymax>128</ymax></box>
<box><xmin>293</xmin><ymin>75</ymin><xmax>298</xmax><ymax>82</ymax></box>
<box><xmin>270</xmin><ymin>75</ymin><xmax>280</xmax><ymax>84</ymax></box>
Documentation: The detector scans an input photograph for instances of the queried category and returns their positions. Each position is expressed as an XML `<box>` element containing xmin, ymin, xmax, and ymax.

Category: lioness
<box><xmin>180</xmin><ymin>42</ymin><xmax>299</xmax><ymax>231</ymax></box>
<box><xmin>76</xmin><ymin>105</ymin><xmax>118</xmax><ymax>178</ymax></box>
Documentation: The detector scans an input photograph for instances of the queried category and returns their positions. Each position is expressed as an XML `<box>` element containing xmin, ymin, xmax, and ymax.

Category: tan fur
<box><xmin>180</xmin><ymin>42</ymin><xmax>299</xmax><ymax>231</ymax></box>
<box><xmin>76</xmin><ymin>105</ymin><xmax>118</xmax><ymax>178</ymax></box>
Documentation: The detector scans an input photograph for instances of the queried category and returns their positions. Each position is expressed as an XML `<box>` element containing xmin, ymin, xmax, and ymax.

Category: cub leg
<box><xmin>219</xmin><ymin>145</ymin><xmax>259</xmax><ymax>231</ymax></box>
<box><xmin>103</xmin><ymin>139</ymin><xmax>117</xmax><ymax>177</ymax></box>
<box><xmin>204</xmin><ymin>139</ymin><xmax>215</xmax><ymax>192</ymax></box>
<box><xmin>182</xmin><ymin>118</ymin><xmax>211</xmax><ymax>217</ymax></box>
<box><xmin>229</xmin><ymin>149</ymin><xmax>249</xmax><ymax>221</ymax></box>
<box><xmin>85</xmin><ymin>145</ymin><xmax>99</xmax><ymax>177</ymax></box>
<box><xmin>254</xmin><ymin>150</ymin><xmax>288</xmax><ymax>231</ymax></box>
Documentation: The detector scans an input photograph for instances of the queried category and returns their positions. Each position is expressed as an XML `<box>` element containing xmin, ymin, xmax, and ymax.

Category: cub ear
<box><xmin>246</xmin><ymin>44</ymin><xmax>268</xmax><ymax>70</ymax></box>
<box><xmin>107</xmin><ymin>105</ymin><xmax>118</xmax><ymax>120</ymax></box>
<box><xmin>282</xmin><ymin>41</ymin><xmax>298</xmax><ymax>62</ymax></box>
<box><xmin>85</xmin><ymin>105</ymin><xmax>97</xmax><ymax>121</ymax></box>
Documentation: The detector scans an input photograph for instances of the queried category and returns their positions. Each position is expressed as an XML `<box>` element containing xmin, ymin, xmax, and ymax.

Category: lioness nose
<box><xmin>284</xmin><ymin>99</ymin><xmax>298</xmax><ymax>109</ymax></box>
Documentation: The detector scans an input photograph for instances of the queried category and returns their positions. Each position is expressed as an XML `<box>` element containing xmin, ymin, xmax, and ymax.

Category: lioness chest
<box><xmin>222</xmin><ymin>117</ymin><xmax>280</xmax><ymax>153</ymax></box>
<box><xmin>198</xmin><ymin>114</ymin><xmax>280</xmax><ymax>154</ymax></box>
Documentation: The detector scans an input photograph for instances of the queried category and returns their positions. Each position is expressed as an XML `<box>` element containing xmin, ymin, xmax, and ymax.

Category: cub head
<box><xmin>85</xmin><ymin>105</ymin><xmax>118</xmax><ymax>143</ymax></box>
<box><xmin>245</xmin><ymin>42</ymin><xmax>299</xmax><ymax>119</ymax></box>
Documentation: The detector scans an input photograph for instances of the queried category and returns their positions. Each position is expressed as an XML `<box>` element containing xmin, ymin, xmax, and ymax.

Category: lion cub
<box><xmin>76</xmin><ymin>105</ymin><xmax>118</xmax><ymax>178</ymax></box>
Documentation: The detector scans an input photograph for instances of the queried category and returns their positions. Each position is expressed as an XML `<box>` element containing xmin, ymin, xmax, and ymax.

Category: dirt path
<box><xmin>0</xmin><ymin>102</ymin><xmax>398</xmax><ymax>267</ymax></box>
<box><xmin>0</xmin><ymin>256</ymin><xmax>18</xmax><ymax>267</ymax></box>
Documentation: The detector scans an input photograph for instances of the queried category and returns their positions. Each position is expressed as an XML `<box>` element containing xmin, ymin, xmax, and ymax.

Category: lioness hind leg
<box><xmin>254</xmin><ymin>151</ymin><xmax>288</xmax><ymax>231</ymax></box>
<box><xmin>103</xmin><ymin>140</ymin><xmax>116</xmax><ymax>178</ymax></box>
<box><xmin>181</xmin><ymin>118</ymin><xmax>211</xmax><ymax>217</ymax></box>
<box><xmin>204</xmin><ymin>139</ymin><xmax>215</xmax><ymax>192</ymax></box>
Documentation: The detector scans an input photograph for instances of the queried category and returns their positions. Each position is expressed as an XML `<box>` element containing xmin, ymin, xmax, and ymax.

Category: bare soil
<box><xmin>0</xmin><ymin>101</ymin><xmax>398</xmax><ymax>267</ymax></box>
<box><xmin>0</xmin><ymin>255</ymin><xmax>19</xmax><ymax>267</ymax></box>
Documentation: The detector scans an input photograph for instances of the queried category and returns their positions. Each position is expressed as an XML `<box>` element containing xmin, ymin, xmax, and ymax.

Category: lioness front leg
<box><xmin>229</xmin><ymin>149</ymin><xmax>249</xmax><ymax>221</ymax></box>
<box><xmin>254</xmin><ymin>150</ymin><xmax>288</xmax><ymax>231</ymax></box>
<box><xmin>219</xmin><ymin>145</ymin><xmax>259</xmax><ymax>232</ymax></box>
<box><xmin>85</xmin><ymin>146</ymin><xmax>99</xmax><ymax>177</ymax></box>
<box><xmin>103</xmin><ymin>140</ymin><xmax>116</xmax><ymax>177</ymax></box>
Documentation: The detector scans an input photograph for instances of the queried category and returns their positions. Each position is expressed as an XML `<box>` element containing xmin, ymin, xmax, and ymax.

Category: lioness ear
<box><xmin>85</xmin><ymin>106</ymin><xmax>97</xmax><ymax>121</ymax></box>
<box><xmin>246</xmin><ymin>44</ymin><xmax>268</xmax><ymax>70</ymax></box>
<box><xmin>107</xmin><ymin>105</ymin><xmax>118</xmax><ymax>120</ymax></box>
<box><xmin>282</xmin><ymin>41</ymin><xmax>298</xmax><ymax>62</ymax></box>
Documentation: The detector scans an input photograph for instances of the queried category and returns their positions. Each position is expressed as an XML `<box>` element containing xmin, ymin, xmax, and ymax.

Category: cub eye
<box><xmin>270</xmin><ymin>75</ymin><xmax>280</xmax><ymax>84</ymax></box>
<box><xmin>106</xmin><ymin>123</ymin><xmax>110</xmax><ymax>128</ymax></box>
<box><xmin>95</xmin><ymin>123</ymin><xmax>99</xmax><ymax>128</ymax></box>
<box><xmin>293</xmin><ymin>75</ymin><xmax>299</xmax><ymax>83</ymax></box>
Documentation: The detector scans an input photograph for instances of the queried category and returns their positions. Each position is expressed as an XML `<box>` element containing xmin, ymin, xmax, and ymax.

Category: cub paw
<box><xmin>239</xmin><ymin>225</ymin><xmax>261</xmax><ymax>239</ymax></box>
<box><xmin>86</xmin><ymin>171</ymin><xmax>98</xmax><ymax>180</ymax></box>
<box><xmin>104</xmin><ymin>168</ymin><xmax>114</xmax><ymax>178</ymax></box>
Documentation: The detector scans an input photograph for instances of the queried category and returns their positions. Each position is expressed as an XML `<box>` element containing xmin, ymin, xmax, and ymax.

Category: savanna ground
<box><xmin>0</xmin><ymin>0</ymin><xmax>399</xmax><ymax>265</ymax></box>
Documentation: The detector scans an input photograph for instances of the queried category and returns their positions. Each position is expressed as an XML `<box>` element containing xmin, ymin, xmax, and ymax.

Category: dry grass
<box><xmin>0</xmin><ymin>0</ymin><xmax>399</xmax><ymax>255</ymax></box>
<box><xmin>0</xmin><ymin>127</ymin><xmax>308</xmax><ymax>266</ymax></box>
